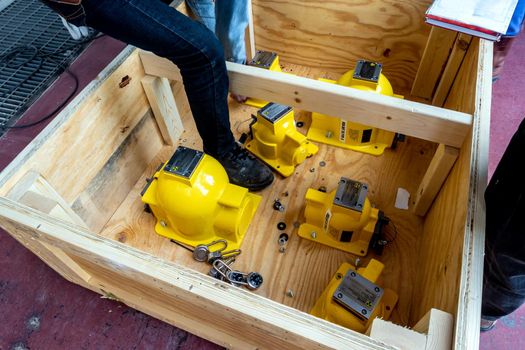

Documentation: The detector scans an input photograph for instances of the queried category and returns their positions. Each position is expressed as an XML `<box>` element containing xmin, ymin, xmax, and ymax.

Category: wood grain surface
<box><xmin>252</xmin><ymin>0</ymin><xmax>434</xmax><ymax>95</ymax></box>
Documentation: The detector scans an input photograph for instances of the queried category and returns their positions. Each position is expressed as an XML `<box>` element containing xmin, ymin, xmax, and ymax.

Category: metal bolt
<box><xmin>319</xmin><ymin>161</ymin><xmax>326</xmax><ymax>167</ymax></box>
<box><xmin>326</xmin><ymin>131</ymin><xmax>333</xmax><ymax>138</ymax></box>
<box><xmin>286</xmin><ymin>289</ymin><xmax>295</xmax><ymax>298</ymax></box>
<box><xmin>354</xmin><ymin>258</ymin><xmax>361</xmax><ymax>268</ymax></box>
<box><xmin>311</xmin><ymin>231</ymin><xmax>317</xmax><ymax>239</ymax></box>
<box><xmin>160</xmin><ymin>220</ymin><xmax>167</xmax><ymax>227</ymax></box>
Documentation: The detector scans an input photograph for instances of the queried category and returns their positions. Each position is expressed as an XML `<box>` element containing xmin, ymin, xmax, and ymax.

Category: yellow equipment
<box><xmin>245</xmin><ymin>103</ymin><xmax>318</xmax><ymax>177</ymax></box>
<box><xmin>307</xmin><ymin>60</ymin><xmax>404</xmax><ymax>156</ymax></box>
<box><xmin>141</xmin><ymin>146</ymin><xmax>261</xmax><ymax>250</ymax></box>
<box><xmin>311</xmin><ymin>259</ymin><xmax>398</xmax><ymax>333</ymax></box>
<box><xmin>245</xmin><ymin>51</ymin><xmax>282</xmax><ymax>108</ymax></box>
<box><xmin>298</xmin><ymin>177</ymin><xmax>389</xmax><ymax>256</ymax></box>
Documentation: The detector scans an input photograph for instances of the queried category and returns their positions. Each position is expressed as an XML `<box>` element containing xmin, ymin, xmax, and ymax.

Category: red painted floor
<box><xmin>0</xmin><ymin>32</ymin><xmax>524</xmax><ymax>349</ymax></box>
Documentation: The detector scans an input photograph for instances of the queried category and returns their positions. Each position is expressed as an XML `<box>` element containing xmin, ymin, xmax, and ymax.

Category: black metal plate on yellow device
<box><xmin>353</xmin><ymin>60</ymin><xmax>382</xmax><ymax>83</ymax></box>
<box><xmin>259</xmin><ymin>102</ymin><xmax>292</xmax><ymax>124</ymax></box>
<box><xmin>164</xmin><ymin>146</ymin><xmax>203</xmax><ymax>178</ymax></box>
<box><xmin>333</xmin><ymin>269</ymin><xmax>383</xmax><ymax>320</ymax></box>
<box><xmin>248</xmin><ymin>50</ymin><xmax>277</xmax><ymax>69</ymax></box>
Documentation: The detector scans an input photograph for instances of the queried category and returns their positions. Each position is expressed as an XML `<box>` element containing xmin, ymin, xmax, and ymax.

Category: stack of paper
<box><xmin>426</xmin><ymin>0</ymin><xmax>519</xmax><ymax>40</ymax></box>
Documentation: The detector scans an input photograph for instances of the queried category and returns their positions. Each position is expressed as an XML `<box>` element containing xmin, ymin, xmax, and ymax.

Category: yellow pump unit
<box><xmin>141</xmin><ymin>146</ymin><xmax>261</xmax><ymax>250</ymax></box>
<box><xmin>311</xmin><ymin>259</ymin><xmax>398</xmax><ymax>333</ymax></box>
<box><xmin>298</xmin><ymin>177</ymin><xmax>389</xmax><ymax>256</ymax></box>
<box><xmin>307</xmin><ymin>60</ymin><xmax>404</xmax><ymax>156</ymax></box>
<box><xmin>245</xmin><ymin>103</ymin><xmax>318</xmax><ymax>177</ymax></box>
<box><xmin>245</xmin><ymin>51</ymin><xmax>282</xmax><ymax>108</ymax></box>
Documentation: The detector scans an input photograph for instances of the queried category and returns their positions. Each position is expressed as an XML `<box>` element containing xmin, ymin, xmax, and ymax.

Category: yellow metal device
<box><xmin>245</xmin><ymin>51</ymin><xmax>282</xmax><ymax>108</ymax></box>
<box><xmin>307</xmin><ymin>60</ymin><xmax>404</xmax><ymax>156</ymax></box>
<box><xmin>141</xmin><ymin>146</ymin><xmax>261</xmax><ymax>250</ymax></box>
<box><xmin>298</xmin><ymin>177</ymin><xmax>389</xmax><ymax>256</ymax></box>
<box><xmin>245</xmin><ymin>103</ymin><xmax>318</xmax><ymax>177</ymax></box>
<box><xmin>311</xmin><ymin>260</ymin><xmax>398</xmax><ymax>333</ymax></box>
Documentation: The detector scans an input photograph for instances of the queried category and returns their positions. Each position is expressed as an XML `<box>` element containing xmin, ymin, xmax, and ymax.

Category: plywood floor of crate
<box><xmin>96</xmin><ymin>63</ymin><xmax>437</xmax><ymax>327</ymax></box>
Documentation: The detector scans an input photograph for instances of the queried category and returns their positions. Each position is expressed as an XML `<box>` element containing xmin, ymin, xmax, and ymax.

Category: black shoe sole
<box><xmin>231</xmin><ymin>174</ymin><xmax>274</xmax><ymax>192</ymax></box>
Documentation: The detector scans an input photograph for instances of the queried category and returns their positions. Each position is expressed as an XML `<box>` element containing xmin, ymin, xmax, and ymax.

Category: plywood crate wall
<box><xmin>0</xmin><ymin>1</ymin><xmax>490</xmax><ymax>349</ymax></box>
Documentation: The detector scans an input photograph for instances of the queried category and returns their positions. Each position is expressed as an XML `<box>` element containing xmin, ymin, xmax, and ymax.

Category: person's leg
<box><xmin>215</xmin><ymin>0</ymin><xmax>249</xmax><ymax>64</ymax></box>
<box><xmin>83</xmin><ymin>0</ymin><xmax>234</xmax><ymax>157</ymax></box>
<box><xmin>482</xmin><ymin>118</ymin><xmax>525</xmax><ymax>329</ymax></box>
<box><xmin>80</xmin><ymin>0</ymin><xmax>273</xmax><ymax>190</ymax></box>
<box><xmin>185</xmin><ymin>0</ymin><xmax>216</xmax><ymax>33</ymax></box>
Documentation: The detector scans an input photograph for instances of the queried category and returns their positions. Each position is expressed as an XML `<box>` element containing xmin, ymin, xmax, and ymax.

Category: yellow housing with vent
<box><xmin>310</xmin><ymin>260</ymin><xmax>398</xmax><ymax>333</ymax></box>
<box><xmin>307</xmin><ymin>60</ymin><xmax>404</xmax><ymax>156</ymax></box>
<box><xmin>141</xmin><ymin>146</ymin><xmax>261</xmax><ymax>250</ymax></box>
<box><xmin>246</xmin><ymin>103</ymin><xmax>318</xmax><ymax>177</ymax></box>
<box><xmin>298</xmin><ymin>177</ymin><xmax>388</xmax><ymax>256</ymax></box>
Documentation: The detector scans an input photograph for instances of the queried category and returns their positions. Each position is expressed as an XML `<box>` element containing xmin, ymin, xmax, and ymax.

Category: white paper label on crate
<box><xmin>395</xmin><ymin>188</ymin><xmax>410</xmax><ymax>210</ymax></box>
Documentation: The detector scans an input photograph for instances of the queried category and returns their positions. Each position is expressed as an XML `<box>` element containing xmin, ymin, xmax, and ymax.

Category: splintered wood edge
<box><xmin>138</xmin><ymin>50</ymin><xmax>472</xmax><ymax>148</ymax></box>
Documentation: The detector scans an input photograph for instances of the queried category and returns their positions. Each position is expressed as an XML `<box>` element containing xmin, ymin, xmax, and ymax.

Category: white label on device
<box><xmin>340</xmin><ymin>120</ymin><xmax>347</xmax><ymax>143</ymax></box>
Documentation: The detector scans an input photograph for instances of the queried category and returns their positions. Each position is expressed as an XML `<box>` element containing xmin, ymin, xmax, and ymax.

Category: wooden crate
<box><xmin>0</xmin><ymin>1</ymin><xmax>491</xmax><ymax>349</ymax></box>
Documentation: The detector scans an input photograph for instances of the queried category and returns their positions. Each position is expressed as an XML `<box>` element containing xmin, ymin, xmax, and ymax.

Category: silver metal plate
<box><xmin>258</xmin><ymin>103</ymin><xmax>292</xmax><ymax>124</ymax></box>
<box><xmin>333</xmin><ymin>269</ymin><xmax>383</xmax><ymax>320</ymax></box>
<box><xmin>333</xmin><ymin>177</ymin><xmax>368</xmax><ymax>212</ymax></box>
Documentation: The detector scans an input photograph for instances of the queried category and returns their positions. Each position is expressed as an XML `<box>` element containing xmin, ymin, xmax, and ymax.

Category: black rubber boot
<box><xmin>216</xmin><ymin>143</ymin><xmax>274</xmax><ymax>191</ymax></box>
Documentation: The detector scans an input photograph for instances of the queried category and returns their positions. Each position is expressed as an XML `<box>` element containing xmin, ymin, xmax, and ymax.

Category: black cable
<box><xmin>384</xmin><ymin>218</ymin><xmax>398</xmax><ymax>243</ymax></box>
<box><xmin>0</xmin><ymin>33</ymin><xmax>105</xmax><ymax>130</ymax></box>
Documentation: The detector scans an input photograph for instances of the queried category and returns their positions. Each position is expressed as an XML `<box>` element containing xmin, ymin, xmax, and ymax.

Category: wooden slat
<box><xmin>413</xmin><ymin>309</ymin><xmax>454</xmax><ymax>350</ymax></box>
<box><xmin>139</xmin><ymin>51</ymin><xmax>472</xmax><ymax>148</ymax></box>
<box><xmin>368</xmin><ymin>319</ymin><xmax>427</xmax><ymax>349</ymax></box>
<box><xmin>413</xmin><ymin>144</ymin><xmax>459</xmax><ymax>216</ymax></box>
<box><xmin>411</xmin><ymin>27</ymin><xmax>458</xmax><ymax>100</ymax></box>
<box><xmin>141</xmin><ymin>75</ymin><xmax>184</xmax><ymax>145</ymax></box>
<box><xmin>432</xmin><ymin>34</ymin><xmax>473</xmax><ymax>107</ymax></box>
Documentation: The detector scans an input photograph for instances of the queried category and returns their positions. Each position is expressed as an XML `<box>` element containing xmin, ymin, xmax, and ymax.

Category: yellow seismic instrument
<box><xmin>310</xmin><ymin>259</ymin><xmax>398</xmax><ymax>333</ymax></box>
<box><xmin>245</xmin><ymin>51</ymin><xmax>282</xmax><ymax>108</ymax></box>
<box><xmin>307</xmin><ymin>60</ymin><xmax>404</xmax><ymax>156</ymax></box>
<box><xmin>246</xmin><ymin>103</ymin><xmax>318</xmax><ymax>177</ymax></box>
<box><xmin>298</xmin><ymin>177</ymin><xmax>389</xmax><ymax>256</ymax></box>
<box><xmin>141</xmin><ymin>146</ymin><xmax>261</xmax><ymax>250</ymax></box>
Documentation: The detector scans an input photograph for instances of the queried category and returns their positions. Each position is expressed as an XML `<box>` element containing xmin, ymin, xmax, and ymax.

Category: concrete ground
<box><xmin>0</xmin><ymin>32</ymin><xmax>524</xmax><ymax>350</ymax></box>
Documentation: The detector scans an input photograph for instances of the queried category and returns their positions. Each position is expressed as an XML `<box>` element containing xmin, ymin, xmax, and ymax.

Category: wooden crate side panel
<box><xmin>0</xmin><ymin>48</ymin><xmax>165</xmax><ymax>233</ymax></box>
<box><xmin>0</xmin><ymin>199</ymin><xmax>396</xmax><ymax>350</ymax></box>
<box><xmin>410</xmin><ymin>39</ymin><xmax>490</xmax><ymax>349</ymax></box>
<box><xmin>252</xmin><ymin>0</ymin><xmax>433</xmax><ymax>94</ymax></box>
<box><xmin>0</xmin><ymin>49</ymin><xmax>148</xmax><ymax>202</ymax></box>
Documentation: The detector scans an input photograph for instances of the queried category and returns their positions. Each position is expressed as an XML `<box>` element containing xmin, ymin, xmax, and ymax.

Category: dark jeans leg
<box><xmin>482</xmin><ymin>118</ymin><xmax>525</xmax><ymax>320</ymax></box>
<box><xmin>82</xmin><ymin>0</ymin><xmax>235</xmax><ymax>157</ymax></box>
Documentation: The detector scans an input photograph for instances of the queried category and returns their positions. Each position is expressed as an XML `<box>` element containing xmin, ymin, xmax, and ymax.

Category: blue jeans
<box><xmin>42</xmin><ymin>0</ymin><xmax>236</xmax><ymax>157</ymax></box>
<box><xmin>185</xmin><ymin>0</ymin><xmax>248</xmax><ymax>64</ymax></box>
<box><xmin>482</xmin><ymin>118</ymin><xmax>525</xmax><ymax>321</ymax></box>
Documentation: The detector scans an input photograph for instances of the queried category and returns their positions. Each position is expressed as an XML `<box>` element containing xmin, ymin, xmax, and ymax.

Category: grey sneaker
<box><xmin>480</xmin><ymin>318</ymin><xmax>497</xmax><ymax>332</ymax></box>
<box><xmin>216</xmin><ymin>143</ymin><xmax>274</xmax><ymax>191</ymax></box>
